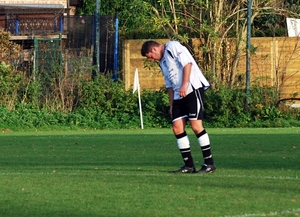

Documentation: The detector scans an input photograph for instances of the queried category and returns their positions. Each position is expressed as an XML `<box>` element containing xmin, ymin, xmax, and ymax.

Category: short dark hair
<box><xmin>141</xmin><ymin>40</ymin><xmax>160</xmax><ymax>56</ymax></box>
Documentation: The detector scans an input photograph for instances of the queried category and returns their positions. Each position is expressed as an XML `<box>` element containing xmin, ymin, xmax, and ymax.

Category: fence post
<box><xmin>15</xmin><ymin>16</ymin><xmax>19</xmax><ymax>35</ymax></box>
<box><xmin>245</xmin><ymin>0</ymin><xmax>252</xmax><ymax>110</ymax></box>
<box><xmin>59</xmin><ymin>16</ymin><xmax>63</xmax><ymax>32</ymax></box>
<box><xmin>113</xmin><ymin>13</ymin><xmax>119</xmax><ymax>81</ymax></box>
<box><xmin>92</xmin><ymin>0</ymin><xmax>100</xmax><ymax>77</ymax></box>
<box><xmin>33</xmin><ymin>37</ymin><xmax>38</xmax><ymax>80</ymax></box>
<box><xmin>54</xmin><ymin>14</ymin><xmax>57</xmax><ymax>32</ymax></box>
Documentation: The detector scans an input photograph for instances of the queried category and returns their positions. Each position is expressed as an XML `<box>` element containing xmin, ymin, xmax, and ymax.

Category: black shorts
<box><xmin>172</xmin><ymin>88</ymin><xmax>205</xmax><ymax>122</ymax></box>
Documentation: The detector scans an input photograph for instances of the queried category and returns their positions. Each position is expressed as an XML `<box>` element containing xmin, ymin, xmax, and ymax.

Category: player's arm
<box><xmin>179</xmin><ymin>62</ymin><xmax>192</xmax><ymax>98</ymax></box>
<box><xmin>167</xmin><ymin>87</ymin><xmax>174</xmax><ymax>117</ymax></box>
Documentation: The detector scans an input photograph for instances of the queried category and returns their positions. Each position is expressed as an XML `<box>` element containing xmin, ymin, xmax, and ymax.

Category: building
<box><xmin>0</xmin><ymin>0</ymin><xmax>89</xmax><ymax>74</ymax></box>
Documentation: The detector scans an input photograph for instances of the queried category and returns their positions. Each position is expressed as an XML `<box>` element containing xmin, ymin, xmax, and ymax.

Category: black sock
<box><xmin>196</xmin><ymin>130</ymin><xmax>214</xmax><ymax>165</ymax></box>
<box><xmin>176</xmin><ymin>132</ymin><xmax>194</xmax><ymax>168</ymax></box>
<box><xmin>179</xmin><ymin>148</ymin><xmax>194</xmax><ymax>168</ymax></box>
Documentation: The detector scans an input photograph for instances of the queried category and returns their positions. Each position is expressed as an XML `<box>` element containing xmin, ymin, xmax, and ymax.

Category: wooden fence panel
<box><xmin>123</xmin><ymin>39</ymin><xmax>167</xmax><ymax>91</ymax></box>
<box><xmin>273</xmin><ymin>38</ymin><xmax>300</xmax><ymax>98</ymax></box>
<box><xmin>248</xmin><ymin>38</ymin><xmax>274</xmax><ymax>86</ymax></box>
<box><xmin>123</xmin><ymin>38</ymin><xmax>300</xmax><ymax>99</ymax></box>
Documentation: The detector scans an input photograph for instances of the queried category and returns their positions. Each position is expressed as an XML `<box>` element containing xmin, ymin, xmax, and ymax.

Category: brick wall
<box><xmin>0</xmin><ymin>0</ymin><xmax>68</xmax><ymax>8</ymax></box>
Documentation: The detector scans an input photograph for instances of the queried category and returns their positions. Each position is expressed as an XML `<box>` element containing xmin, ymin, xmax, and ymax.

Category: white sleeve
<box><xmin>168</xmin><ymin>42</ymin><xmax>193</xmax><ymax>67</ymax></box>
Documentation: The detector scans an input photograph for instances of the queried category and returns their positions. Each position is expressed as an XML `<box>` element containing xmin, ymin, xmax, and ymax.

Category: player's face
<box><xmin>145</xmin><ymin>47</ymin><xmax>161</xmax><ymax>61</ymax></box>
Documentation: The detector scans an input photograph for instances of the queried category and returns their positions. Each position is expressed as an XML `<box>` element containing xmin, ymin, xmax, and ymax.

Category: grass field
<box><xmin>0</xmin><ymin>128</ymin><xmax>299</xmax><ymax>217</ymax></box>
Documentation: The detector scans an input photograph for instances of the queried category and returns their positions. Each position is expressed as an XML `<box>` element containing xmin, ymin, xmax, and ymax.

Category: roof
<box><xmin>0</xmin><ymin>4</ymin><xmax>64</xmax><ymax>9</ymax></box>
<box><xmin>0</xmin><ymin>4</ymin><xmax>65</xmax><ymax>14</ymax></box>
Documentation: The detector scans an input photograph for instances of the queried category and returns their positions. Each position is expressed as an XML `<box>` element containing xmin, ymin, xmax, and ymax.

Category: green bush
<box><xmin>0</xmin><ymin>65</ymin><xmax>299</xmax><ymax>130</ymax></box>
<box><xmin>204</xmin><ymin>86</ymin><xmax>250</xmax><ymax>127</ymax></box>
<box><xmin>75</xmin><ymin>76</ymin><xmax>170</xmax><ymax>129</ymax></box>
<box><xmin>204</xmin><ymin>84</ymin><xmax>300</xmax><ymax>128</ymax></box>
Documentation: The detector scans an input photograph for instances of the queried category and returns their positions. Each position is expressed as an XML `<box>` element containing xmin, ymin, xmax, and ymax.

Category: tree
<box><xmin>132</xmin><ymin>0</ymin><xmax>300</xmax><ymax>90</ymax></box>
<box><xmin>77</xmin><ymin>0</ymin><xmax>300</xmax><ymax>91</ymax></box>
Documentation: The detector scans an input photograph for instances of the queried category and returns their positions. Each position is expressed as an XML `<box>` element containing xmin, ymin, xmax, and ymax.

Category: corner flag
<box><xmin>133</xmin><ymin>68</ymin><xmax>139</xmax><ymax>93</ymax></box>
<box><xmin>133</xmin><ymin>68</ymin><xmax>144</xmax><ymax>129</ymax></box>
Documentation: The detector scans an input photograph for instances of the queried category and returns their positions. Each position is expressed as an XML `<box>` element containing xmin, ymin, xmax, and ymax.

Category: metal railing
<box><xmin>6</xmin><ymin>16</ymin><xmax>63</xmax><ymax>35</ymax></box>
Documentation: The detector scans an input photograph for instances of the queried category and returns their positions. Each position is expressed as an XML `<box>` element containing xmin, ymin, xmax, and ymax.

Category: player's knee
<box><xmin>190</xmin><ymin>121</ymin><xmax>204</xmax><ymax>134</ymax></box>
<box><xmin>172</xmin><ymin>127</ymin><xmax>183</xmax><ymax>135</ymax></box>
<box><xmin>172</xmin><ymin>125</ymin><xmax>184</xmax><ymax>135</ymax></box>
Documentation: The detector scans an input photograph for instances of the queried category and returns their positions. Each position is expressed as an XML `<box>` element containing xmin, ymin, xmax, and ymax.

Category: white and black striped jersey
<box><xmin>159</xmin><ymin>41</ymin><xmax>210</xmax><ymax>100</ymax></box>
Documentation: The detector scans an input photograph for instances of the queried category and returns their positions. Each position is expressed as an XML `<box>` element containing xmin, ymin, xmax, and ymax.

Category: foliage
<box><xmin>78</xmin><ymin>0</ymin><xmax>300</xmax><ymax>38</ymax></box>
<box><xmin>0</xmin><ymin>62</ymin><xmax>25</xmax><ymax>110</ymax></box>
<box><xmin>140</xmin><ymin>88</ymin><xmax>171</xmax><ymax>128</ymax></box>
<box><xmin>75</xmin><ymin>74</ymin><xmax>140</xmax><ymax>128</ymax></box>
<box><xmin>204</xmin><ymin>84</ymin><xmax>300</xmax><ymax>128</ymax></box>
<box><xmin>76</xmin><ymin>0</ymin><xmax>300</xmax><ymax>90</ymax></box>
<box><xmin>76</xmin><ymin>0</ymin><xmax>95</xmax><ymax>15</ymax></box>
<box><xmin>0</xmin><ymin>66</ymin><xmax>299</xmax><ymax>130</ymax></box>
<box><xmin>0</xmin><ymin>30</ymin><xmax>21</xmax><ymax>64</ymax></box>
<box><xmin>204</xmin><ymin>86</ymin><xmax>250</xmax><ymax>128</ymax></box>
<box><xmin>0</xmin><ymin>31</ymin><xmax>299</xmax><ymax>130</ymax></box>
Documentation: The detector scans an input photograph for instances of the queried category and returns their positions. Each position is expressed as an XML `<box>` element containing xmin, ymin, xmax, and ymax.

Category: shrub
<box><xmin>0</xmin><ymin>51</ymin><xmax>299</xmax><ymax>130</ymax></box>
<box><xmin>204</xmin><ymin>84</ymin><xmax>300</xmax><ymax>128</ymax></box>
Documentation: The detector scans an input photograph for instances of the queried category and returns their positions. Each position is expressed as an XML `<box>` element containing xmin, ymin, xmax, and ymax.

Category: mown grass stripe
<box><xmin>221</xmin><ymin>208</ymin><xmax>300</xmax><ymax>217</ymax></box>
<box><xmin>1</xmin><ymin>172</ymin><xmax>299</xmax><ymax>180</ymax></box>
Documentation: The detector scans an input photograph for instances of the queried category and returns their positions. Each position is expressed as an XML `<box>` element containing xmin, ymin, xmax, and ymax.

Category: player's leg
<box><xmin>190</xmin><ymin>119</ymin><xmax>216</xmax><ymax>173</ymax></box>
<box><xmin>172</xmin><ymin>101</ymin><xmax>196</xmax><ymax>173</ymax></box>
<box><xmin>188</xmin><ymin>88</ymin><xmax>216</xmax><ymax>173</ymax></box>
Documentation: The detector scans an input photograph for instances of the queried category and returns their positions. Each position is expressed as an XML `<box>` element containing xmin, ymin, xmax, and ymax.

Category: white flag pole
<box><xmin>133</xmin><ymin>68</ymin><xmax>144</xmax><ymax>129</ymax></box>
<box><xmin>137</xmin><ymin>83</ymin><xmax>144</xmax><ymax>129</ymax></box>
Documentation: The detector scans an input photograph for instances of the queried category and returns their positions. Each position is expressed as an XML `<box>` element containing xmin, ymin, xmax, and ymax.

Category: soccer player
<box><xmin>141</xmin><ymin>40</ymin><xmax>216</xmax><ymax>173</ymax></box>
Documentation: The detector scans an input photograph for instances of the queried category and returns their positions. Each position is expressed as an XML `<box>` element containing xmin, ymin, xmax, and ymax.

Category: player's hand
<box><xmin>179</xmin><ymin>83</ymin><xmax>188</xmax><ymax>98</ymax></box>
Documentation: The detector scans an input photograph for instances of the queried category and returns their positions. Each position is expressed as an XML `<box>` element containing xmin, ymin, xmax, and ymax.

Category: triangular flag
<box><xmin>133</xmin><ymin>68</ymin><xmax>139</xmax><ymax>93</ymax></box>
<box><xmin>132</xmin><ymin>68</ymin><xmax>143</xmax><ymax>129</ymax></box>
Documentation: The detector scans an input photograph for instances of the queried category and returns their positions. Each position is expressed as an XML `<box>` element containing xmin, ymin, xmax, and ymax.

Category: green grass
<box><xmin>0</xmin><ymin>128</ymin><xmax>300</xmax><ymax>217</ymax></box>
